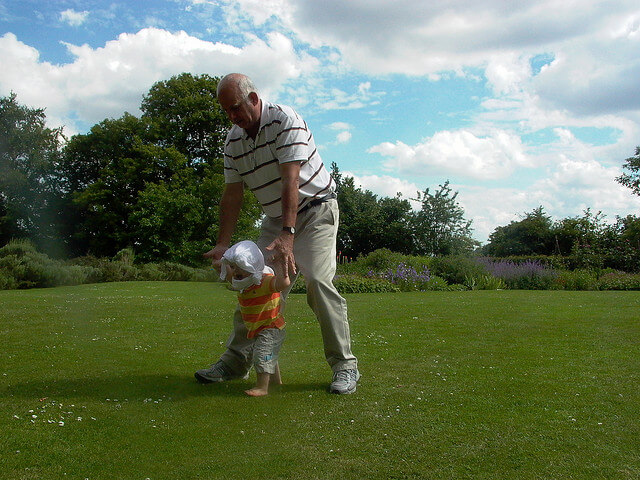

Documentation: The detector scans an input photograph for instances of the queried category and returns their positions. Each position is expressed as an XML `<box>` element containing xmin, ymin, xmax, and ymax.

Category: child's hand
<box><xmin>212</xmin><ymin>259</ymin><xmax>222</xmax><ymax>274</ymax></box>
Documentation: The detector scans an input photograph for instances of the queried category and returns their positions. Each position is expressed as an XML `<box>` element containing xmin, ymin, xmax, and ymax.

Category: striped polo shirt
<box><xmin>238</xmin><ymin>274</ymin><xmax>285</xmax><ymax>339</ymax></box>
<box><xmin>223</xmin><ymin>101</ymin><xmax>335</xmax><ymax>218</ymax></box>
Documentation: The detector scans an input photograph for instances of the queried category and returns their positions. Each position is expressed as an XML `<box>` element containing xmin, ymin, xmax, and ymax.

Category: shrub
<box><xmin>289</xmin><ymin>274</ymin><xmax>399</xmax><ymax>294</ymax></box>
<box><xmin>430</xmin><ymin>255</ymin><xmax>487</xmax><ymax>285</ymax></box>
<box><xmin>476</xmin><ymin>258</ymin><xmax>557</xmax><ymax>290</ymax></box>
<box><xmin>155</xmin><ymin>262</ymin><xmax>196</xmax><ymax>281</ymax></box>
<box><xmin>334</xmin><ymin>275</ymin><xmax>400</xmax><ymax>293</ymax></box>
<box><xmin>0</xmin><ymin>269</ymin><xmax>18</xmax><ymax>290</ymax></box>
<box><xmin>552</xmin><ymin>269</ymin><xmax>599</xmax><ymax>291</ymax></box>
<box><xmin>465</xmin><ymin>275</ymin><xmax>507</xmax><ymax>290</ymax></box>
<box><xmin>597</xmin><ymin>272</ymin><xmax>640</xmax><ymax>290</ymax></box>
<box><xmin>376</xmin><ymin>263</ymin><xmax>433</xmax><ymax>292</ymax></box>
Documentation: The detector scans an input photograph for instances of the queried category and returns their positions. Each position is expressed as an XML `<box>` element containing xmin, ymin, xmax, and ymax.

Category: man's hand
<box><xmin>266</xmin><ymin>233</ymin><xmax>297</xmax><ymax>278</ymax></box>
<box><xmin>204</xmin><ymin>244</ymin><xmax>228</xmax><ymax>272</ymax></box>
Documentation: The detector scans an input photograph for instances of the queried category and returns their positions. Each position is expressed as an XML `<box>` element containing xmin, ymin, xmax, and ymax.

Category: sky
<box><xmin>2</xmin><ymin>0</ymin><xmax>640</xmax><ymax>244</ymax></box>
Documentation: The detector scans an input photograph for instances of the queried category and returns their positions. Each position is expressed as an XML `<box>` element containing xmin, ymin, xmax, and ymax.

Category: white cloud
<box><xmin>369</xmin><ymin>129</ymin><xmax>533</xmax><ymax>180</ymax></box>
<box><xmin>60</xmin><ymin>9</ymin><xmax>89</xmax><ymax>27</ymax></box>
<box><xmin>223</xmin><ymin>0</ymin><xmax>640</xmax><ymax>119</ymax></box>
<box><xmin>0</xmin><ymin>28</ymin><xmax>313</xmax><ymax>134</ymax></box>
<box><xmin>328</xmin><ymin>122</ymin><xmax>352</xmax><ymax>131</ymax></box>
<box><xmin>336</xmin><ymin>131</ymin><xmax>352</xmax><ymax>144</ymax></box>
<box><xmin>344</xmin><ymin>172</ymin><xmax>422</xmax><ymax>205</ymax></box>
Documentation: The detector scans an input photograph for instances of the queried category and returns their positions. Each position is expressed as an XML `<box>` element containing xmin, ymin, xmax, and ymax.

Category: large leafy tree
<box><xmin>616</xmin><ymin>146</ymin><xmax>640</xmax><ymax>196</ymax></box>
<box><xmin>59</xmin><ymin>74</ymin><xmax>260</xmax><ymax>263</ymax></box>
<box><xmin>410</xmin><ymin>181</ymin><xmax>478</xmax><ymax>256</ymax></box>
<box><xmin>333</xmin><ymin>165</ymin><xmax>476</xmax><ymax>258</ymax></box>
<box><xmin>141</xmin><ymin>73</ymin><xmax>230</xmax><ymax>167</ymax></box>
<box><xmin>483</xmin><ymin>206</ymin><xmax>555</xmax><ymax>256</ymax></box>
<box><xmin>0</xmin><ymin>93</ymin><xmax>64</xmax><ymax>253</ymax></box>
<box><xmin>61</xmin><ymin>114</ymin><xmax>185</xmax><ymax>257</ymax></box>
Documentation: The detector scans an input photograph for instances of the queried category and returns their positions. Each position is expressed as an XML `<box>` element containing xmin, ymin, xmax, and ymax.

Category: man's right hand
<box><xmin>204</xmin><ymin>244</ymin><xmax>228</xmax><ymax>266</ymax></box>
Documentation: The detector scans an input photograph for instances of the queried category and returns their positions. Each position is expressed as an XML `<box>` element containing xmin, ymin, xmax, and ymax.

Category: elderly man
<box><xmin>195</xmin><ymin>73</ymin><xmax>359</xmax><ymax>394</ymax></box>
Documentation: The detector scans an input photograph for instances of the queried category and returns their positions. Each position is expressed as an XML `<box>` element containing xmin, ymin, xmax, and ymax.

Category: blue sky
<box><xmin>2</xmin><ymin>0</ymin><xmax>640</xmax><ymax>243</ymax></box>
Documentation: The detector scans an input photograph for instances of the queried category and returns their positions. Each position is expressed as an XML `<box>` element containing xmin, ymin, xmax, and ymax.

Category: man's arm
<box><xmin>204</xmin><ymin>182</ymin><xmax>244</xmax><ymax>263</ymax></box>
<box><xmin>266</xmin><ymin>161</ymin><xmax>300</xmax><ymax>276</ymax></box>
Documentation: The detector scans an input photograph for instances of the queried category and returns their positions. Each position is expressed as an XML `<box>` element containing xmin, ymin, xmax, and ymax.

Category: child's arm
<box><xmin>272</xmin><ymin>262</ymin><xmax>291</xmax><ymax>292</ymax></box>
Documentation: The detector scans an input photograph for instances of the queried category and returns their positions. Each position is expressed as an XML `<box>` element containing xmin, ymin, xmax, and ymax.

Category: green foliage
<box><xmin>141</xmin><ymin>72</ymin><xmax>229</xmax><ymax>166</ymax></box>
<box><xmin>0</xmin><ymin>239</ymin><xmax>95</xmax><ymax>288</ymax></box>
<box><xmin>616</xmin><ymin>145</ymin><xmax>640</xmax><ymax>196</ymax></box>
<box><xmin>429</xmin><ymin>255</ymin><xmax>488</xmax><ymax>285</ymax></box>
<box><xmin>0</xmin><ymin>241</ymin><xmax>217</xmax><ymax>289</ymax></box>
<box><xmin>465</xmin><ymin>275</ymin><xmax>507</xmax><ymax>290</ymax></box>
<box><xmin>411</xmin><ymin>180</ymin><xmax>479</xmax><ymax>256</ymax></box>
<box><xmin>0</xmin><ymin>92</ymin><xmax>65</xmax><ymax>254</ymax></box>
<box><xmin>597</xmin><ymin>271</ymin><xmax>640</xmax><ymax>290</ymax></box>
<box><xmin>289</xmin><ymin>274</ymin><xmax>400</xmax><ymax>294</ymax></box>
<box><xmin>484</xmin><ymin>206</ymin><xmax>555</xmax><ymax>256</ymax></box>
<box><xmin>333</xmin><ymin>274</ymin><xmax>400</xmax><ymax>293</ymax></box>
<box><xmin>332</xmin><ymin>165</ymin><xmax>477</xmax><ymax>258</ymax></box>
<box><xmin>552</xmin><ymin>269</ymin><xmax>599</xmax><ymax>291</ymax></box>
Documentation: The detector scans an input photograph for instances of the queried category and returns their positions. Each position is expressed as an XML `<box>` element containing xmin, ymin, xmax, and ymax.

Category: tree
<box><xmin>0</xmin><ymin>92</ymin><xmax>64</xmax><ymax>253</ymax></box>
<box><xmin>61</xmin><ymin>114</ymin><xmax>185</xmax><ymax>257</ymax></box>
<box><xmin>332</xmin><ymin>163</ymin><xmax>414</xmax><ymax>258</ymax></box>
<box><xmin>410</xmin><ymin>181</ymin><xmax>478</xmax><ymax>256</ymax></box>
<box><xmin>483</xmin><ymin>206</ymin><xmax>554</xmax><ymax>256</ymax></box>
<box><xmin>616</xmin><ymin>146</ymin><xmax>640</xmax><ymax>196</ymax></box>
<box><xmin>141</xmin><ymin>73</ymin><xmax>230</xmax><ymax>167</ymax></box>
<box><xmin>59</xmin><ymin>74</ymin><xmax>260</xmax><ymax>264</ymax></box>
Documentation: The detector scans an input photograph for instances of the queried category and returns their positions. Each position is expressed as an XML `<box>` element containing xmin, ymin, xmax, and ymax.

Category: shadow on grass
<box><xmin>1</xmin><ymin>374</ymin><xmax>329</xmax><ymax>400</ymax></box>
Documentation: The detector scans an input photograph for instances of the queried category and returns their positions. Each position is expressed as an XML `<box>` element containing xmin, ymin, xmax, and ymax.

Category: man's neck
<box><xmin>245</xmin><ymin>100</ymin><xmax>262</xmax><ymax>140</ymax></box>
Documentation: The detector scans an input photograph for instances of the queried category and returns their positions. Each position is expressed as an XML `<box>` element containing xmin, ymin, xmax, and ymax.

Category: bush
<box><xmin>375</xmin><ymin>263</ymin><xmax>432</xmax><ymax>292</ymax></box>
<box><xmin>476</xmin><ymin>258</ymin><xmax>557</xmax><ymax>290</ymax></box>
<box><xmin>597</xmin><ymin>272</ymin><xmax>640</xmax><ymax>290</ymax></box>
<box><xmin>430</xmin><ymin>255</ymin><xmax>487</xmax><ymax>285</ymax></box>
<box><xmin>0</xmin><ymin>269</ymin><xmax>18</xmax><ymax>290</ymax></box>
<box><xmin>552</xmin><ymin>269</ymin><xmax>599</xmax><ymax>291</ymax></box>
<box><xmin>465</xmin><ymin>275</ymin><xmax>507</xmax><ymax>290</ymax></box>
<box><xmin>289</xmin><ymin>274</ymin><xmax>400</xmax><ymax>294</ymax></box>
<box><xmin>341</xmin><ymin>249</ymin><xmax>432</xmax><ymax>276</ymax></box>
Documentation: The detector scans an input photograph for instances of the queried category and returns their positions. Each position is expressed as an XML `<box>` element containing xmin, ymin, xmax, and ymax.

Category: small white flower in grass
<box><xmin>59</xmin><ymin>421</ymin><xmax>64</xmax><ymax>426</ymax></box>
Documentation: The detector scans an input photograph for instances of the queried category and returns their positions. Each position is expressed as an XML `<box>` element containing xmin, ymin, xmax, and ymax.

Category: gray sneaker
<box><xmin>194</xmin><ymin>361</ymin><xmax>248</xmax><ymax>383</ymax></box>
<box><xmin>329</xmin><ymin>369</ymin><xmax>360</xmax><ymax>394</ymax></box>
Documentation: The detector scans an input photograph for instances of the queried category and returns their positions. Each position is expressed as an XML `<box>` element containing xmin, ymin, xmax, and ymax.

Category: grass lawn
<box><xmin>1</xmin><ymin>282</ymin><xmax>639</xmax><ymax>479</ymax></box>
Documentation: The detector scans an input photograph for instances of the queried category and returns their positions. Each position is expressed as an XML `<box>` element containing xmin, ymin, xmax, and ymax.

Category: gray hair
<box><xmin>217</xmin><ymin>73</ymin><xmax>258</xmax><ymax>99</ymax></box>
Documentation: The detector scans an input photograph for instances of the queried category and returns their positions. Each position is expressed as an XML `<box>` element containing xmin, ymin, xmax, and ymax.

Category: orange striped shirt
<box><xmin>238</xmin><ymin>274</ymin><xmax>285</xmax><ymax>339</ymax></box>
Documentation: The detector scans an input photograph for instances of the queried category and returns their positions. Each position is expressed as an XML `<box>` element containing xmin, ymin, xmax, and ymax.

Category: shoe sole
<box><xmin>329</xmin><ymin>372</ymin><xmax>361</xmax><ymax>394</ymax></box>
<box><xmin>194</xmin><ymin>371</ymin><xmax>251</xmax><ymax>384</ymax></box>
<box><xmin>329</xmin><ymin>385</ymin><xmax>357</xmax><ymax>394</ymax></box>
<box><xmin>194</xmin><ymin>372</ymin><xmax>224</xmax><ymax>384</ymax></box>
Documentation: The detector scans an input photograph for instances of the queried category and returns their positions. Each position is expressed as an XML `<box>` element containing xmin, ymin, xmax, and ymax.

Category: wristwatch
<box><xmin>282</xmin><ymin>226</ymin><xmax>296</xmax><ymax>235</ymax></box>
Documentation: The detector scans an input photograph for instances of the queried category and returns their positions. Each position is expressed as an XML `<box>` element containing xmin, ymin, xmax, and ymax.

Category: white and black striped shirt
<box><xmin>223</xmin><ymin>101</ymin><xmax>335</xmax><ymax>218</ymax></box>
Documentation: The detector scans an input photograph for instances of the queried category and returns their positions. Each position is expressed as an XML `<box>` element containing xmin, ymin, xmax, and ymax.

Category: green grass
<box><xmin>1</xmin><ymin>283</ymin><xmax>639</xmax><ymax>479</ymax></box>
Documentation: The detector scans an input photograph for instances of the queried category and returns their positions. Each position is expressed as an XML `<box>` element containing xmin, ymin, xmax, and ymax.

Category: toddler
<box><xmin>216</xmin><ymin>240</ymin><xmax>290</xmax><ymax>396</ymax></box>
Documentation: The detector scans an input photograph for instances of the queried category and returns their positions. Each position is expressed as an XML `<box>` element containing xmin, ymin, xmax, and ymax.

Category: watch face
<box><xmin>283</xmin><ymin>226</ymin><xmax>296</xmax><ymax>234</ymax></box>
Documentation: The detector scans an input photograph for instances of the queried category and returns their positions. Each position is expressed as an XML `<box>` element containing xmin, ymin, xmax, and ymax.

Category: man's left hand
<box><xmin>266</xmin><ymin>233</ymin><xmax>297</xmax><ymax>277</ymax></box>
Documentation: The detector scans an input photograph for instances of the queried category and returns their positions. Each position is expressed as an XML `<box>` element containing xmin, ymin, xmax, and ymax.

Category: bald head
<box><xmin>217</xmin><ymin>73</ymin><xmax>258</xmax><ymax>99</ymax></box>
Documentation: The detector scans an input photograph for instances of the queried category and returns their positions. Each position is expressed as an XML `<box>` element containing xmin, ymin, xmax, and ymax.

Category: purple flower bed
<box><xmin>367</xmin><ymin>263</ymin><xmax>433</xmax><ymax>291</ymax></box>
<box><xmin>475</xmin><ymin>257</ymin><xmax>557</xmax><ymax>289</ymax></box>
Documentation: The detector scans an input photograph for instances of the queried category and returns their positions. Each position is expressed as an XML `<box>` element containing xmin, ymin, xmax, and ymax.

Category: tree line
<box><xmin>1</xmin><ymin>73</ymin><xmax>639</xmax><ymax>267</ymax></box>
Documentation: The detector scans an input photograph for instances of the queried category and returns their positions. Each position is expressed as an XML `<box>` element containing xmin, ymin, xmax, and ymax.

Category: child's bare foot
<box><xmin>245</xmin><ymin>387</ymin><xmax>269</xmax><ymax>397</ymax></box>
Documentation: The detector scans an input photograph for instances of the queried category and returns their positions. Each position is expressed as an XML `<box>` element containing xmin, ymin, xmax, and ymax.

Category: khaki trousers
<box><xmin>220</xmin><ymin>199</ymin><xmax>357</xmax><ymax>373</ymax></box>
